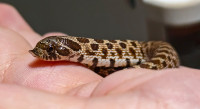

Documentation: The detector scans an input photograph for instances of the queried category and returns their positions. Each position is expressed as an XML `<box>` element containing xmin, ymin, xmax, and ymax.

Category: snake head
<box><xmin>29</xmin><ymin>36</ymin><xmax>71</xmax><ymax>61</ymax></box>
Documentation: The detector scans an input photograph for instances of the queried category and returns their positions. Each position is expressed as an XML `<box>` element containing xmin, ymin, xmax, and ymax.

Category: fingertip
<box><xmin>0</xmin><ymin>3</ymin><xmax>42</xmax><ymax>47</ymax></box>
<box><xmin>43</xmin><ymin>32</ymin><xmax>68</xmax><ymax>37</ymax></box>
<box><xmin>0</xmin><ymin>3</ymin><xmax>33</xmax><ymax>32</ymax></box>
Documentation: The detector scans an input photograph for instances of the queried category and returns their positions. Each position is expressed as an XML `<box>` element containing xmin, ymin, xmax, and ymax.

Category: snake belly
<box><xmin>29</xmin><ymin>36</ymin><xmax>180</xmax><ymax>77</ymax></box>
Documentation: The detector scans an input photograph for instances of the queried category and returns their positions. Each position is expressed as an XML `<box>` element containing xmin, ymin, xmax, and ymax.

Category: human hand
<box><xmin>0</xmin><ymin>3</ymin><xmax>200</xmax><ymax>109</ymax></box>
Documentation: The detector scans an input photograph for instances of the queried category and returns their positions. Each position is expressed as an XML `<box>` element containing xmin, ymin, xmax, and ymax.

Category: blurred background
<box><xmin>0</xmin><ymin>0</ymin><xmax>147</xmax><ymax>40</ymax></box>
<box><xmin>1</xmin><ymin>0</ymin><xmax>200</xmax><ymax>69</ymax></box>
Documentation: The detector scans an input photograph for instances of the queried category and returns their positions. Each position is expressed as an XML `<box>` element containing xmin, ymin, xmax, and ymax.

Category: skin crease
<box><xmin>0</xmin><ymin>3</ymin><xmax>200</xmax><ymax>109</ymax></box>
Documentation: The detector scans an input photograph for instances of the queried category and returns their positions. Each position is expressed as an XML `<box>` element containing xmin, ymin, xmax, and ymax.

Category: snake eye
<box><xmin>47</xmin><ymin>46</ymin><xmax>54</xmax><ymax>52</ymax></box>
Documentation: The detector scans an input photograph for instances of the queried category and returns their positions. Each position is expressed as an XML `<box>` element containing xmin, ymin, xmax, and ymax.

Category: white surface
<box><xmin>143</xmin><ymin>0</ymin><xmax>200</xmax><ymax>9</ymax></box>
<box><xmin>143</xmin><ymin>0</ymin><xmax>200</xmax><ymax>25</ymax></box>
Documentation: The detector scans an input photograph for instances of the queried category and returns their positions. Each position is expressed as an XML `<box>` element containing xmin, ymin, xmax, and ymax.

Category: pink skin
<box><xmin>0</xmin><ymin>3</ymin><xmax>200</xmax><ymax>109</ymax></box>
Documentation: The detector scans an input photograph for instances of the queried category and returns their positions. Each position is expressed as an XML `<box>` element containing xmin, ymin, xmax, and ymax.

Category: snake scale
<box><xmin>29</xmin><ymin>36</ymin><xmax>180</xmax><ymax>77</ymax></box>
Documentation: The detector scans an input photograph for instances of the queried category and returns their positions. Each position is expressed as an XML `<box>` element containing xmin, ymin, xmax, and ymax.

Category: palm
<box><xmin>0</xmin><ymin>3</ymin><xmax>199</xmax><ymax>109</ymax></box>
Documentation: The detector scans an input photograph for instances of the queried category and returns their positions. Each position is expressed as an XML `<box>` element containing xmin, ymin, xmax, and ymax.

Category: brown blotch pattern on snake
<box><xmin>106</xmin><ymin>43</ymin><xmax>113</xmax><ymax>49</ymax></box>
<box><xmin>76</xmin><ymin>37</ymin><xmax>90</xmax><ymax>43</ymax></box>
<box><xmin>90</xmin><ymin>44</ymin><xmax>99</xmax><ymax>50</ymax></box>
<box><xmin>129</xmin><ymin>47</ymin><xmax>136</xmax><ymax>57</ymax></box>
<box><xmin>115</xmin><ymin>48</ymin><xmax>122</xmax><ymax>57</ymax></box>
<box><xmin>110</xmin><ymin>59</ymin><xmax>115</xmax><ymax>67</ymax></box>
<box><xmin>64</xmin><ymin>39</ymin><xmax>82</xmax><ymax>51</ymax></box>
<box><xmin>77</xmin><ymin>55</ymin><xmax>84</xmax><ymax>62</ymax></box>
<box><xmin>92</xmin><ymin>58</ymin><xmax>98</xmax><ymax>67</ymax></box>
<box><xmin>130</xmin><ymin>41</ymin><xmax>137</xmax><ymax>47</ymax></box>
<box><xmin>102</xmin><ymin>48</ymin><xmax>108</xmax><ymax>59</ymax></box>
<box><xmin>94</xmin><ymin>39</ymin><xmax>104</xmax><ymax>43</ymax></box>
<box><xmin>119</xmin><ymin>42</ymin><xmax>126</xmax><ymax>49</ymax></box>
<box><xmin>109</xmin><ymin>40</ymin><xmax>117</xmax><ymax>43</ymax></box>
<box><xmin>56</xmin><ymin>46</ymin><xmax>70</xmax><ymax>56</ymax></box>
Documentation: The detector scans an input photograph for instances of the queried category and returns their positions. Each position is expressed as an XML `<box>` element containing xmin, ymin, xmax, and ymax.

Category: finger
<box><xmin>0</xmin><ymin>3</ymin><xmax>41</xmax><ymax>46</ymax></box>
<box><xmin>0</xmin><ymin>84</ymin><xmax>86</xmax><ymax>109</ymax></box>
<box><xmin>0</xmin><ymin>3</ymin><xmax>33</xmax><ymax>33</ymax></box>
<box><xmin>93</xmin><ymin>67</ymin><xmax>200</xmax><ymax>96</ymax></box>
<box><xmin>0</xmin><ymin>84</ymin><xmax>151</xmax><ymax>109</ymax></box>
<box><xmin>108</xmin><ymin>67</ymin><xmax>200</xmax><ymax>95</ymax></box>
<box><xmin>0</xmin><ymin>26</ymin><xmax>32</xmax><ymax>82</ymax></box>
<box><xmin>43</xmin><ymin>32</ymin><xmax>68</xmax><ymax>37</ymax></box>
<box><xmin>0</xmin><ymin>81</ymin><xmax>198</xmax><ymax>109</ymax></box>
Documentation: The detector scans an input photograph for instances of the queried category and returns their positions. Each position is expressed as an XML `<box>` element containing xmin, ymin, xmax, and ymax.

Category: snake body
<box><xmin>29</xmin><ymin>36</ymin><xmax>180</xmax><ymax>77</ymax></box>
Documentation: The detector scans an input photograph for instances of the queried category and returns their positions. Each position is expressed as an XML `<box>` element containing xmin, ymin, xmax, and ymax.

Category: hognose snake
<box><xmin>29</xmin><ymin>36</ymin><xmax>180</xmax><ymax>77</ymax></box>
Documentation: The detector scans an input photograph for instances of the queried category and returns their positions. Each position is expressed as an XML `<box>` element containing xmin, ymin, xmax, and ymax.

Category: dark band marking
<box><xmin>109</xmin><ymin>40</ymin><xmax>117</xmax><ymax>43</ymax></box>
<box><xmin>90</xmin><ymin>44</ymin><xmax>99</xmax><ymax>50</ymax></box>
<box><xmin>56</xmin><ymin>46</ymin><xmax>70</xmax><ymax>56</ymax></box>
<box><xmin>156</xmin><ymin>54</ymin><xmax>167</xmax><ymax>59</ymax></box>
<box><xmin>137</xmin><ymin>59</ymin><xmax>142</xmax><ymax>65</ymax></box>
<box><xmin>106</xmin><ymin>43</ymin><xmax>113</xmax><ymax>49</ymax></box>
<box><xmin>158</xmin><ymin>50</ymin><xmax>170</xmax><ymax>54</ymax></box>
<box><xmin>126</xmin><ymin>58</ymin><xmax>130</xmax><ymax>67</ymax></box>
<box><xmin>159</xmin><ymin>46</ymin><xmax>173</xmax><ymax>50</ymax></box>
<box><xmin>64</xmin><ymin>39</ymin><xmax>81</xmax><ymax>51</ymax></box>
<box><xmin>110</xmin><ymin>59</ymin><xmax>115</xmax><ymax>67</ymax></box>
<box><xmin>92</xmin><ymin>58</ymin><xmax>98</xmax><ymax>68</ymax></box>
<box><xmin>130</xmin><ymin>41</ymin><xmax>137</xmax><ymax>47</ymax></box>
<box><xmin>151</xmin><ymin>59</ymin><xmax>161</xmax><ymax>65</ymax></box>
<box><xmin>119</xmin><ymin>42</ymin><xmax>126</xmax><ymax>49</ymax></box>
<box><xmin>77</xmin><ymin>55</ymin><xmax>84</xmax><ymax>62</ymax></box>
<box><xmin>129</xmin><ymin>47</ymin><xmax>135</xmax><ymax>57</ymax></box>
<box><xmin>115</xmin><ymin>48</ymin><xmax>122</xmax><ymax>58</ymax></box>
<box><xmin>51</xmin><ymin>53</ymin><xmax>57</xmax><ymax>60</ymax></box>
<box><xmin>151</xmin><ymin>66</ymin><xmax>158</xmax><ymax>70</ymax></box>
<box><xmin>102</xmin><ymin>48</ymin><xmax>108</xmax><ymax>59</ymax></box>
<box><xmin>94</xmin><ymin>39</ymin><xmax>104</xmax><ymax>43</ymax></box>
<box><xmin>76</xmin><ymin>37</ymin><xmax>89</xmax><ymax>43</ymax></box>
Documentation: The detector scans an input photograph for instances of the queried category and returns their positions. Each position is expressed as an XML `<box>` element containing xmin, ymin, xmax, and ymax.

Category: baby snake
<box><xmin>29</xmin><ymin>36</ymin><xmax>180</xmax><ymax>77</ymax></box>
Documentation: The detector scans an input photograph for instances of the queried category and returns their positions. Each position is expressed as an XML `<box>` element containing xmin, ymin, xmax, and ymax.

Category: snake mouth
<box><xmin>29</xmin><ymin>50</ymin><xmax>37</xmax><ymax>57</ymax></box>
